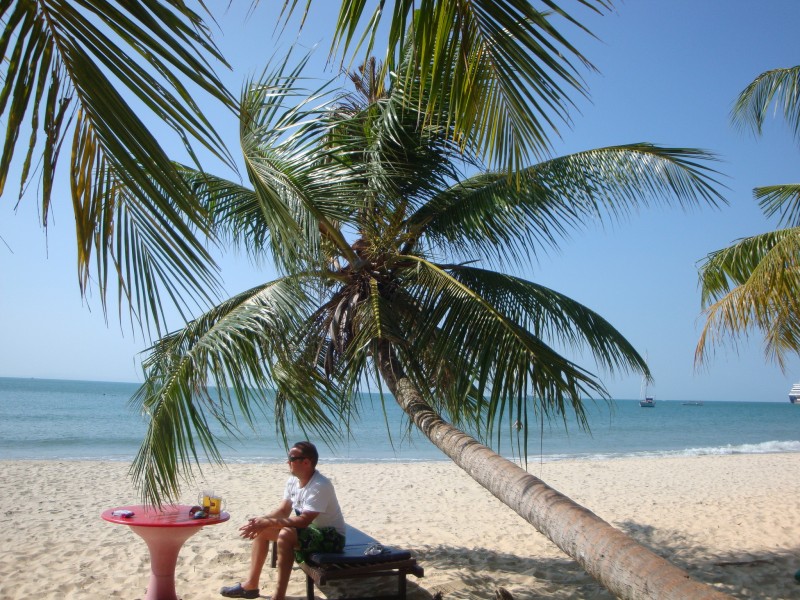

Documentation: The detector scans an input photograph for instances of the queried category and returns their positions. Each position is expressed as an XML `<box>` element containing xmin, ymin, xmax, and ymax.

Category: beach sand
<box><xmin>1</xmin><ymin>454</ymin><xmax>798</xmax><ymax>599</ymax></box>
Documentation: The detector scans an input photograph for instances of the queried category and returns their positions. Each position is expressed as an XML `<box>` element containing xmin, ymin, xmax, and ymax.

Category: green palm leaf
<box><xmin>698</xmin><ymin>65</ymin><xmax>800</xmax><ymax>370</ymax></box>
<box><xmin>379</xmin><ymin>257</ymin><xmax>647</xmax><ymax>459</ymax></box>
<box><xmin>1</xmin><ymin>0</ymin><xmax>236</xmax><ymax>329</ymax></box>
<box><xmin>755</xmin><ymin>183</ymin><xmax>800</xmax><ymax>228</ymax></box>
<box><xmin>732</xmin><ymin>66</ymin><xmax>800</xmax><ymax>144</ymax></box>
<box><xmin>408</xmin><ymin>144</ymin><xmax>725</xmax><ymax>267</ymax></box>
<box><xmin>697</xmin><ymin>228</ymin><xmax>800</xmax><ymax>370</ymax></box>
<box><xmin>71</xmin><ymin>114</ymin><xmax>220</xmax><ymax>334</ymax></box>
<box><xmin>397</xmin><ymin>258</ymin><xmax>609</xmax><ymax>416</ymax></box>
<box><xmin>129</xmin><ymin>275</ymin><xmax>346</xmax><ymax>504</ymax></box>
<box><xmin>445</xmin><ymin>264</ymin><xmax>646</xmax><ymax>373</ymax></box>
<box><xmin>176</xmin><ymin>166</ymin><xmax>262</xmax><ymax>253</ymax></box>
<box><xmin>284</xmin><ymin>0</ymin><xmax>613</xmax><ymax>170</ymax></box>
<box><xmin>238</xmin><ymin>58</ymin><xmax>369</xmax><ymax>271</ymax></box>
<box><xmin>731</xmin><ymin>66</ymin><xmax>800</xmax><ymax>227</ymax></box>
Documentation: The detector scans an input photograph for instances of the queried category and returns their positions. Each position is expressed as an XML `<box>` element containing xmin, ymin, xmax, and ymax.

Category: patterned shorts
<box><xmin>295</xmin><ymin>525</ymin><xmax>346</xmax><ymax>563</ymax></box>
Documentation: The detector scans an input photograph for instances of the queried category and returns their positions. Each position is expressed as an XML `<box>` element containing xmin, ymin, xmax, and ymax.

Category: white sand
<box><xmin>1</xmin><ymin>454</ymin><xmax>799</xmax><ymax>599</ymax></box>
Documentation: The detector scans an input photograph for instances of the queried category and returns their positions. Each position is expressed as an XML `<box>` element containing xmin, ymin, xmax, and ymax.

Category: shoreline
<box><xmin>2</xmin><ymin>454</ymin><xmax>799</xmax><ymax>599</ymax></box>
<box><xmin>4</xmin><ymin>441</ymin><xmax>800</xmax><ymax>465</ymax></box>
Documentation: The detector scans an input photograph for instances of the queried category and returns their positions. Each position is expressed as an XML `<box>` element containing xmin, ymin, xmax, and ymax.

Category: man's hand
<box><xmin>239</xmin><ymin>517</ymin><xmax>272</xmax><ymax>540</ymax></box>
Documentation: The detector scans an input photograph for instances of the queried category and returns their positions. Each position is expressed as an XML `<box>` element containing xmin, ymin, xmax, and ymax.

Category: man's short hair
<box><xmin>292</xmin><ymin>440</ymin><xmax>319</xmax><ymax>468</ymax></box>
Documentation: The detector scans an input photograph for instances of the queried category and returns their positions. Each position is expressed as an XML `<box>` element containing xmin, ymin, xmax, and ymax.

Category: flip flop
<box><xmin>220</xmin><ymin>582</ymin><xmax>260</xmax><ymax>598</ymax></box>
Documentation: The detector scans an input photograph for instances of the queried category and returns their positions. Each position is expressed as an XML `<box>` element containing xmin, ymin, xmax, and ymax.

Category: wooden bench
<box><xmin>272</xmin><ymin>524</ymin><xmax>424</xmax><ymax>600</ymax></box>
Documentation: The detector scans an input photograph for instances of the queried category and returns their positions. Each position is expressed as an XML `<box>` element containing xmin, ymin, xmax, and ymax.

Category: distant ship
<box><xmin>640</xmin><ymin>396</ymin><xmax>655</xmax><ymax>408</ymax></box>
<box><xmin>790</xmin><ymin>383</ymin><xmax>800</xmax><ymax>404</ymax></box>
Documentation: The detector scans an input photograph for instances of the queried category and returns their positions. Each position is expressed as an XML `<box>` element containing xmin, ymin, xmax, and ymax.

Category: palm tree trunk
<box><xmin>376</xmin><ymin>343</ymin><xmax>732</xmax><ymax>600</ymax></box>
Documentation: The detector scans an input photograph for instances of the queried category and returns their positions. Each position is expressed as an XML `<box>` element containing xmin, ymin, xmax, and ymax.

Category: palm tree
<box><xmin>130</xmin><ymin>51</ymin><xmax>730</xmax><ymax>598</ymax></box>
<box><xmin>697</xmin><ymin>66</ymin><xmax>800</xmax><ymax>370</ymax></box>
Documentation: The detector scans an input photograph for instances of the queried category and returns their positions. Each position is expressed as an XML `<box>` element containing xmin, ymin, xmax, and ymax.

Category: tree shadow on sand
<box><xmin>615</xmin><ymin>520</ymin><xmax>800</xmax><ymax>600</ymax></box>
<box><xmin>410</xmin><ymin>545</ymin><xmax>612</xmax><ymax>600</ymax></box>
<box><xmin>314</xmin><ymin>522</ymin><xmax>800</xmax><ymax>600</ymax></box>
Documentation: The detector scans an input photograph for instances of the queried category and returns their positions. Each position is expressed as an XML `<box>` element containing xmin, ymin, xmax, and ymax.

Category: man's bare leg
<box><xmin>271</xmin><ymin>526</ymin><xmax>298</xmax><ymax>600</ymax></box>
<box><xmin>241</xmin><ymin>528</ymin><xmax>279</xmax><ymax>591</ymax></box>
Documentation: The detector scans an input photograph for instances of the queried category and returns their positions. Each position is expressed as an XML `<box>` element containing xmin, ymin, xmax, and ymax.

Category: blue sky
<box><xmin>1</xmin><ymin>1</ymin><xmax>799</xmax><ymax>401</ymax></box>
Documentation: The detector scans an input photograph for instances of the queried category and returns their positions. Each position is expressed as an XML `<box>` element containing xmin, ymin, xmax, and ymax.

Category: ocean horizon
<box><xmin>2</xmin><ymin>376</ymin><xmax>799</xmax><ymax>464</ymax></box>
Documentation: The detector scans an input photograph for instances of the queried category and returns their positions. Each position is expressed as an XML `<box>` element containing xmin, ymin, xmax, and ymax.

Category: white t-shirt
<box><xmin>283</xmin><ymin>470</ymin><xmax>346</xmax><ymax>535</ymax></box>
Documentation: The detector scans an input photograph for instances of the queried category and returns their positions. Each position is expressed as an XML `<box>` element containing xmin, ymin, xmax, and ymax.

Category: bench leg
<box><xmin>305</xmin><ymin>572</ymin><xmax>315</xmax><ymax>600</ymax></box>
<box><xmin>398</xmin><ymin>571</ymin><xmax>408</xmax><ymax>599</ymax></box>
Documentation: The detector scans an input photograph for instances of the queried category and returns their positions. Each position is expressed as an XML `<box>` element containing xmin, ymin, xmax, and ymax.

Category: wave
<box><xmin>536</xmin><ymin>439</ymin><xmax>800</xmax><ymax>463</ymax></box>
<box><xmin>680</xmin><ymin>439</ymin><xmax>800</xmax><ymax>457</ymax></box>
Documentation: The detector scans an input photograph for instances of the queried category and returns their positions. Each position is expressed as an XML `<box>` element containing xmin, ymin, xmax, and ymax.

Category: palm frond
<box><xmin>755</xmin><ymin>183</ymin><xmax>800</xmax><ymax>228</ymax></box>
<box><xmin>177</xmin><ymin>164</ymin><xmax>259</xmax><ymax>239</ymax></box>
<box><xmin>395</xmin><ymin>256</ymin><xmax>617</xmax><ymax>430</ymax></box>
<box><xmin>129</xmin><ymin>275</ymin><xmax>338</xmax><ymax>505</ymax></box>
<box><xmin>731</xmin><ymin>65</ymin><xmax>800</xmax><ymax>144</ymax></box>
<box><xmin>696</xmin><ymin>228</ymin><xmax>800</xmax><ymax>370</ymax></box>
<box><xmin>238</xmin><ymin>56</ymin><xmax>369</xmax><ymax>271</ymax></box>
<box><xmin>285</xmin><ymin>0</ymin><xmax>613</xmax><ymax>170</ymax></box>
<box><xmin>1</xmin><ymin>0</ymin><xmax>236</xmax><ymax>329</ymax></box>
<box><xmin>71</xmin><ymin>113</ymin><xmax>220</xmax><ymax>336</ymax></box>
<box><xmin>698</xmin><ymin>65</ymin><xmax>800</xmax><ymax>368</ymax></box>
<box><xmin>408</xmin><ymin>144</ymin><xmax>725</xmax><ymax>267</ymax></box>
<box><xmin>447</xmin><ymin>264</ymin><xmax>647</xmax><ymax>374</ymax></box>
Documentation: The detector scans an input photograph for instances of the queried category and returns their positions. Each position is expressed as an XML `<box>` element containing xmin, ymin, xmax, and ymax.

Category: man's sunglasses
<box><xmin>287</xmin><ymin>455</ymin><xmax>307</xmax><ymax>462</ymax></box>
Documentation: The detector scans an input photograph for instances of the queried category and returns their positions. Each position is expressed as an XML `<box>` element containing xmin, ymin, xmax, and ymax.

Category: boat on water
<box><xmin>639</xmin><ymin>353</ymin><xmax>655</xmax><ymax>407</ymax></box>
<box><xmin>639</xmin><ymin>372</ymin><xmax>655</xmax><ymax>407</ymax></box>
<box><xmin>790</xmin><ymin>383</ymin><xmax>800</xmax><ymax>404</ymax></box>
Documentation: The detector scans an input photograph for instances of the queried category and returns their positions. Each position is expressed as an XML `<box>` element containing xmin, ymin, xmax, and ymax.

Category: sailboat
<box><xmin>639</xmin><ymin>374</ymin><xmax>655</xmax><ymax>408</ymax></box>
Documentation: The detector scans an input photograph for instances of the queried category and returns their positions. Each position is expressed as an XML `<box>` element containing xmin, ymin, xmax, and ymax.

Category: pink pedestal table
<box><xmin>102</xmin><ymin>504</ymin><xmax>230</xmax><ymax>600</ymax></box>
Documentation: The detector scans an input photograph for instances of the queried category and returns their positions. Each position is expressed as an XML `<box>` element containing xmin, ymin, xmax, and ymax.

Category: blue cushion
<box><xmin>307</xmin><ymin>525</ymin><xmax>411</xmax><ymax>565</ymax></box>
<box><xmin>309</xmin><ymin>544</ymin><xmax>411</xmax><ymax>565</ymax></box>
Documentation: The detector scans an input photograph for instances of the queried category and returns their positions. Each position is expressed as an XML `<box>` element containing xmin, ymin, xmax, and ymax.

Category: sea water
<box><xmin>1</xmin><ymin>377</ymin><xmax>799</xmax><ymax>463</ymax></box>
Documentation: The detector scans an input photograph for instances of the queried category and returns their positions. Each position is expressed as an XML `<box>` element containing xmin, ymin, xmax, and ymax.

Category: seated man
<box><xmin>221</xmin><ymin>440</ymin><xmax>346</xmax><ymax>600</ymax></box>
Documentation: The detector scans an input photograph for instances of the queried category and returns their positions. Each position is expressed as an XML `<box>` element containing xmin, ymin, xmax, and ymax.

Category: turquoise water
<box><xmin>1</xmin><ymin>377</ymin><xmax>799</xmax><ymax>463</ymax></box>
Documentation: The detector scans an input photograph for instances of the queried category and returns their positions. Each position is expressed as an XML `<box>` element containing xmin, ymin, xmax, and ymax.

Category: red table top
<box><xmin>101</xmin><ymin>504</ymin><xmax>230</xmax><ymax>527</ymax></box>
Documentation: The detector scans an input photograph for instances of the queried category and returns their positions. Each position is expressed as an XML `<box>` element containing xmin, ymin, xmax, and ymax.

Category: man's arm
<box><xmin>261</xmin><ymin>509</ymin><xmax>319</xmax><ymax>530</ymax></box>
<box><xmin>238</xmin><ymin>501</ymin><xmax>319</xmax><ymax>539</ymax></box>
